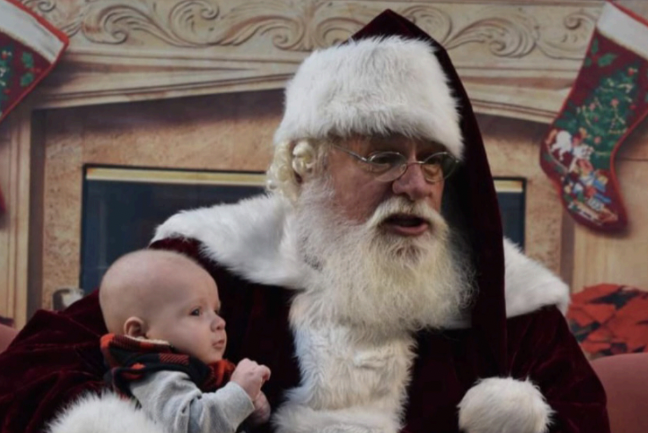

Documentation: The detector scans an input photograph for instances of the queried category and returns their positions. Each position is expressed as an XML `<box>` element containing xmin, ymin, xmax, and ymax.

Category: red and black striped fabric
<box><xmin>100</xmin><ymin>334</ymin><xmax>235</xmax><ymax>398</ymax></box>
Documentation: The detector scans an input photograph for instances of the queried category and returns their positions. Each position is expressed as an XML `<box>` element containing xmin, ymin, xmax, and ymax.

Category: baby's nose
<box><xmin>213</xmin><ymin>315</ymin><xmax>226</xmax><ymax>330</ymax></box>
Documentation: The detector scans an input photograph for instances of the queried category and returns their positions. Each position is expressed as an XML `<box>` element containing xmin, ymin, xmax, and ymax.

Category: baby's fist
<box><xmin>231</xmin><ymin>358</ymin><xmax>271</xmax><ymax>399</ymax></box>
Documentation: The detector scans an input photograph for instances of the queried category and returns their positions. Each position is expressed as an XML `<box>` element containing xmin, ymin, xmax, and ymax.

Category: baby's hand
<box><xmin>231</xmin><ymin>358</ymin><xmax>271</xmax><ymax>400</ymax></box>
<box><xmin>248</xmin><ymin>391</ymin><xmax>271</xmax><ymax>425</ymax></box>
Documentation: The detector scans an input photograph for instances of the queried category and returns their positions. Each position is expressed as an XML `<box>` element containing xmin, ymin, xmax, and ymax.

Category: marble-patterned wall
<box><xmin>40</xmin><ymin>90</ymin><xmax>564</xmax><ymax>309</ymax></box>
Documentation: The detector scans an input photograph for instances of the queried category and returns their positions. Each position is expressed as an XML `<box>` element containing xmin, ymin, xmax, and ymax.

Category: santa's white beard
<box><xmin>292</xmin><ymin>178</ymin><xmax>474</xmax><ymax>334</ymax></box>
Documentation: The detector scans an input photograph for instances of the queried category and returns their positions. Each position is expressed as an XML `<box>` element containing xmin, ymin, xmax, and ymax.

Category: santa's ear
<box><xmin>123</xmin><ymin>317</ymin><xmax>147</xmax><ymax>338</ymax></box>
<box><xmin>291</xmin><ymin>139</ymin><xmax>318</xmax><ymax>180</ymax></box>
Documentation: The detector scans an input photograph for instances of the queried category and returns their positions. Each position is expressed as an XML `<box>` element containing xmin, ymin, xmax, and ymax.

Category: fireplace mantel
<box><xmin>27</xmin><ymin>0</ymin><xmax>605</xmax><ymax>122</ymax></box>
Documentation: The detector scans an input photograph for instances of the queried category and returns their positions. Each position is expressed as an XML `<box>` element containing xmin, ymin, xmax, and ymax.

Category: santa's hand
<box><xmin>231</xmin><ymin>358</ymin><xmax>271</xmax><ymax>400</ymax></box>
<box><xmin>248</xmin><ymin>391</ymin><xmax>271</xmax><ymax>425</ymax></box>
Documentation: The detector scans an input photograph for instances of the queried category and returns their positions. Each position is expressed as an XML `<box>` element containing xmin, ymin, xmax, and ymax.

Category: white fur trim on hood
<box><xmin>274</xmin><ymin>36</ymin><xmax>464</xmax><ymax>159</ymax></box>
<box><xmin>153</xmin><ymin>193</ymin><xmax>310</xmax><ymax>290</ymax></box>
<box><xmin>46</xmin><ymin>392</ymin><xmax>162</xmax><ymax>433</ymax></box>
<box><xmin>458</xmin><ymin>377</ymin><xmax>553</xmax><ymax>433</ymax></box>
<box><xmin>503</xmin><ymin>238</ymin><xmax>570</xmax><ymax>316</ymax></box>
<box><xmin>153</xmin><ymin>194</ymin><xmax>570</xmax><ymax>323</ymax></box>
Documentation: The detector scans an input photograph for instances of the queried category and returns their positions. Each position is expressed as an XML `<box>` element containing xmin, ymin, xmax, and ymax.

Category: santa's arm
<box><xmin>459</xmin><ymin>306</ymin><xmax>610</xmax><ymax>433</ymax></box>
<box><xmin>514</xmin><ymin>306</ymin><xmax>609</xmax><ymax>433</ymax></box>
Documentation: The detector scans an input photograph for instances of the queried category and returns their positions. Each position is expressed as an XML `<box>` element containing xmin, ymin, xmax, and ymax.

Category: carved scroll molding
<box><xmin>23</xmin><ymin>0</ymin><xmax>600</xmax><ymax>57</ymax></box>
<box><xmin>24</xmin><ymin>0</ymin><xmax>364</xmax><ymax>51</ymax></box>
<box><xmin>22</xmin><ymin>0</ymin><xmax>605</xmax><ymax>123</ymax></box>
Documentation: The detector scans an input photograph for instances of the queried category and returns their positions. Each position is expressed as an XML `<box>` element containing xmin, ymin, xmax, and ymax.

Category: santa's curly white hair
<box><xmin>266</xmin><ymin>139</ymin><xmax>330</xmax><ymax>202</ymax></box>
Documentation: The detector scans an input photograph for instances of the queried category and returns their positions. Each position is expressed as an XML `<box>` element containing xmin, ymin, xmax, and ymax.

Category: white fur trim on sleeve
<box><xmin>458</xmin><ymin>377</ymin><xmax>553</xmax><ymax>433</ymax></box>
<box><xmin>46</xmin><ymin>392</ymin><xmax>162</xmax><ymax>433</ymax></box>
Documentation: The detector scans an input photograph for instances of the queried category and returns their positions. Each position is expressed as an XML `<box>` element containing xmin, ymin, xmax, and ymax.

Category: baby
<box><xmin>99</xmin><ymin>249</ymin><xmax>271</xmax><ymax>433</ymax></box>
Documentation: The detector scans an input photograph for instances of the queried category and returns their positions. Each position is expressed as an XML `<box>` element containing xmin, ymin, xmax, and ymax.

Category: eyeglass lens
<box><xmin>371</xmin><ymin>153</ymin><xmax>455</xmax><ymax>183</ymax></box>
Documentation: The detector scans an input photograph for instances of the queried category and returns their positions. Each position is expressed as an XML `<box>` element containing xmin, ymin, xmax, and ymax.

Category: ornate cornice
<box><xmin>536</xmin><ymin>9</ymin><xmax>599</xmax><ymax>59</ymax></box>
<box><xmin>22</xmin><ymin>0</ymin><xmax>599</xmax><ymax>59</ymax></box>
<box><xmin>442</xmin><ymin>8</ymin><xmax>597</xmax><ymax>59</ymax></box>
<box><xmin>19</xmin><ymin>0</ymin><xmax>605</xmax><ymax>123</ymax></box>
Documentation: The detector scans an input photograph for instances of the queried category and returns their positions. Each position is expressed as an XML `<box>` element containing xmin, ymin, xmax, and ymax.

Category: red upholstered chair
<box><xmin>591</xmin><ymin>353</ymin><xmax>648</xmax><ymax>433</ymax></box>
<box><xmin>0</xmin><ymin>323</ymin><xmax>17</xmax><ymax>353</ymax></box>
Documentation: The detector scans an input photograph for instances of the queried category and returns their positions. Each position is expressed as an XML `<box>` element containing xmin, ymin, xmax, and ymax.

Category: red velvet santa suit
<box><xmin>0</xmin><ymin>10</ymin><xmax>608</xmax><ymax>433</ymax></box>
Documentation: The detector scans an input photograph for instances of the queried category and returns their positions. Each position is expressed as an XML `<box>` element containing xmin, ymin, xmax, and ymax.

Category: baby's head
<box><xmin>99</xmin><ymin>249</ymin><xmax>227</xmax><ymax>365</ymax></box>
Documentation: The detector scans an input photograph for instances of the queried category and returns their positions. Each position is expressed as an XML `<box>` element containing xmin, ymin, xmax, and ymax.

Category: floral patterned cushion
<box><xmin>568</xmin><ymin>283</ymin><xmax>648</xmax><ymax>358</ymax></box>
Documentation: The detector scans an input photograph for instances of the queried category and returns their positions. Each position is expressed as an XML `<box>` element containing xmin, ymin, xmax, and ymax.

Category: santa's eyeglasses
<box><xmin>330</xmin><ymin>143</ymin><xmax>459</xmax><ymax>184</ymax></box>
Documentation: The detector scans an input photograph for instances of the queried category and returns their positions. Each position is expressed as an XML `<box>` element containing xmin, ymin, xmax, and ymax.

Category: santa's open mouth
<box><xmin>382</xmin><ymin>214</ymin><xmax>430</xmax><ymax>236</ymax></box>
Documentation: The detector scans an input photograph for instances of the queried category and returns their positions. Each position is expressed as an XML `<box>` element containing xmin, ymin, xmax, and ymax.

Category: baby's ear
<box><xmin>123</xmin><ymin>317</ymin><xmax>146</xmax><ymax>338</ymax></box>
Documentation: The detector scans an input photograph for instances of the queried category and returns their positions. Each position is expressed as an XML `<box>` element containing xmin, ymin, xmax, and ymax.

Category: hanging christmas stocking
<box><xmin>540</xmin><ymin>1</ymin><xmax>648</xmax><ymax>232</ymax></box>
<box><xmin>0</xmin><ymin>0</ymin><xmax>68</xmax><ymax>214</ymax></box>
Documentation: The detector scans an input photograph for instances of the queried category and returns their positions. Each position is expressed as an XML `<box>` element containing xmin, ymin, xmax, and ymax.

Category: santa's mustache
<box><xmin>365</xmin><ymin>197</ymin><xmax>448</xmax><ymax>236</ymax></box>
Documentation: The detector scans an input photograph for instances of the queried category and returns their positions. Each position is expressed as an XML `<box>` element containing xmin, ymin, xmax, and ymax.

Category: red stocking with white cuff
<box><xmin>540</xmin><ymin>1</ymin><xmax>648</xmax><ymax>232</ymax></box>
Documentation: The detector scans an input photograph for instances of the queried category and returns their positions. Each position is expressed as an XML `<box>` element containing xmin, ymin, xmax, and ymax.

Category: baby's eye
<box><xmin>190</xmin><ymin>308</ymin><xmax>201</xmax><ymax>316</ymax></box>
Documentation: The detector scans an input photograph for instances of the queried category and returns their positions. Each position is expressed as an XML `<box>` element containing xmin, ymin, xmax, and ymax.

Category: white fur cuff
<box><xmin>458</xmin><ymin>377</ymin><xmax>552</xmax><ymax>433</ymax></box>
<box><xmin>46</xmin><ymin>392</ymin><xmax>162</xmax><ymax>433</ymax></box>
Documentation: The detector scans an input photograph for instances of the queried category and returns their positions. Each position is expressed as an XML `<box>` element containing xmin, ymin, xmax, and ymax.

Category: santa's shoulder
<box><xmin>152</xmin><ymin>194</ymin><xmax>308</xmax><ymax>289</ymax></box>
<box><xmin>503</xmin><ymin>238</ymin><xmax>569</xmax><ymax>318</ymax></box>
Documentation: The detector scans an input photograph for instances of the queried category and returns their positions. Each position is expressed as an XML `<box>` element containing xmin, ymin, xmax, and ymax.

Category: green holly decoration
<box><xmin>20</xmin><ymin>72</ymin><xmax>34</xmax><ymax>87</ymax></box>
<box><xmin>21</xmin><ymin>52</ymin><xmax>34</xmax><ymax>69</ymax></box>
<box><xmin>20</xmin><ymin>52</ymin><xmax>35</xmax><ymax>87</ymax></box>
<box><xmin>584</xmin><ymin>38</ymin><xmax>618</xmax><ymax>68</ymax></box>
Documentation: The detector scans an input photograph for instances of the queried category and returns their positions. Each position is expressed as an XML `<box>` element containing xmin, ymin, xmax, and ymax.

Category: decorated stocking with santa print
<box><xmin>540</xmin><ymin>1</ymin><xmax>648</xmax><ymax>232</ymax></box>
<box><xmin>0</xmin><ymin>0</ymin><xmax>68</xmax><ymax>214</ymax></box>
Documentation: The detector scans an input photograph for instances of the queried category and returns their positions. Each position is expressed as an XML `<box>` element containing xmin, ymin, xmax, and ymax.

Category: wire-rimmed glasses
<box><xmin>330</xmin><ymin>143</ymin><xmax>459</xmax><ymax>183</ymax></box>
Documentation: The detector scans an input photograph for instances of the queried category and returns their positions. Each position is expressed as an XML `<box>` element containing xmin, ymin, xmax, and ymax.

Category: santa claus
<box><xmin>0</xmin><ymin>10</ymin><xmax>608</xmax><ymax>433</ymax></box>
